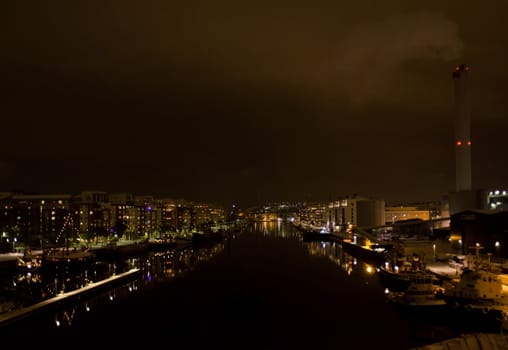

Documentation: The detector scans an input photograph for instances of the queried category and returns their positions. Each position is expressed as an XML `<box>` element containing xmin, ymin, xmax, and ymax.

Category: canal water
<box><xmin>0</xmin><ymin>222</ymin><xmax>499</xmax><ymax>349</ymax></box>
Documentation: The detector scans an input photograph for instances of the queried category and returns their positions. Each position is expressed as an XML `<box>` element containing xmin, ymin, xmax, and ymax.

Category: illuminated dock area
<box><xmin>0</xmin><ymin>268</ymin><xmax>140</xmax><ymax>327</ymax></box>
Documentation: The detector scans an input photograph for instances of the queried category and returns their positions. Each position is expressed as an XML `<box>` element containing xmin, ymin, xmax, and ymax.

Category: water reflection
<box><xmin>302</xmin><ymin>238</ymin><xmax>378</xmax><ymax>281</ymax></box>
<box><xmin>1</xmin><ymin>257</ymin><xmax>140</xmax><ymax>312</ymax></box>
<box><xmin>255</xmin><ymin>220</ymin><xmax>377</xmax><ymax>278</ymax></box>
<box><xmin>296</xmin><ymin>226</ymin><xmax>507</xmax><ymax>344</ymax></box>
<box><xmin>2</xmin><ymin>222</ymin><xmax>501</xmax><ymax>349</ymax></box>
<box><xmin>258</xmin><ymin>220</ymin><xmax>299</xmax><ymax>239</ymax></box>
<box><xmin>0</xmin><ymin>236</ymin><xmax>231</xmax><ymax>332</ymax></box>
<box><xmin>142</xmin><ymin>241</ymin><xmax>226</xmax><ymax>284</ymax></box>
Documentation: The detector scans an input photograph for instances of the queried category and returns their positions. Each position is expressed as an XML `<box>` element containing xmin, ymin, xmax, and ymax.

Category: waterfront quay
<box><xmin>0</xmin><ymin>268</ymin><xmax>140</xmax><ymax>327</ymax></box>
<box><xmin>1</xmin><ymin>222</ymin><xmax>506</xmax><ymax>349</ymax></box>
<box><xmin>0</xmin><ymin>223</ymin><xmax>416</xmax><ymax>349</ymax></box>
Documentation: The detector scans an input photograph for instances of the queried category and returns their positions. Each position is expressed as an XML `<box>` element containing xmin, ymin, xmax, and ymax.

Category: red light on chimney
<box><xmin>456</xmin><ymin>140</ymin><xmax>462</xmax><ymax>147</ymax></box>
<box><xmin>467</xmin><ymin>140</ymin><xmax>472</xmax><ymax>146</ymax></box>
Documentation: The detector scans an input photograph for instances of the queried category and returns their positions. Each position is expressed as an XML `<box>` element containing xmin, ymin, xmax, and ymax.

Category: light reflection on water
<box><xmin>260</xmin><ymin>220</ymin><xmax>299</xmax><ymax>239</ymax></box>
<box><xmin>0</xmin><ymin>238</ymin><xmax>229</xmax><ymax>332</ymax></box>
<box><xmin>297</xmin><ymin>227</ymin><xmax>507</xmax><ymax>345</ymax></box>
<box><xmin>1</xmin><ymin>222</ymin><xmax>502</xmax><ymax>349</ymax></box>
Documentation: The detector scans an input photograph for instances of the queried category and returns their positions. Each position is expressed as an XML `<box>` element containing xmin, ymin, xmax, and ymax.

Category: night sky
<box><xmin>1</xmin><ymin>1</ymin><xmax>507</xmax><ymax>208</ymax></box>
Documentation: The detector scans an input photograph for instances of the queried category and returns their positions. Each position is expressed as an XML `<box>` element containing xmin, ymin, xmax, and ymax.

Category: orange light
<box><xmin>467</xmin><ymin>140</ymin><xmax>472</xmax><ymax>146</ymax></box>
<box><xmin>456</xmin><ymin>140</ymin><xmax>462</xmax><ymax>147</ymax></box>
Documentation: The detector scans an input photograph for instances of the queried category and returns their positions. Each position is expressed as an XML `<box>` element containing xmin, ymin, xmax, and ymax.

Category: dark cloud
<box><xmin>333</xmin><ymin>12</ymin><xmax>463</xmax><ymax>108</ymax></box>
<box><xmin>1</xmin><ymin>1</ymin><xmax>507</xmax><ymax>208</ymax></box>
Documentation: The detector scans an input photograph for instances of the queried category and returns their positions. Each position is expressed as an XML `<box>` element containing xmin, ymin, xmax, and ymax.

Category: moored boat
<box><xmin>377</xmin><ymin>253</ymin><xmax>441</xmax><ymax>291</ymax></box>
<box><xmin>148</xmin><ymin>237</ymin><xmax>194</xmax><ymax>252</ymax></box>
<box><xmin>92</xmin><ymin>240</ymin><xmax>150</xmax><ymax>260</ymax></box>
<box><xmin>442</xmin><ymin>266</ymin><xmax>508</xmax><ymax>309</ymax></box>
<box><xmin>385</xmin><ymin>271</ymin><xmax>447</xmax><ymax>311</ymax></box>
<box><xmin>340</xmin><ymin>240</ymin><xmax>389</xmax><ymax>267</ymax></box>
<box><xmin>301</xmin><ymin>231</ymin><xmax>336</xmax><ymax>243</ymax></box>
<box><xmin>41</xmin><ymin>248</ymin><xmax>95</xmax><ymax>273</ymax></box>
<box><xmin>439</xmin><ymin>249</ymin><xmax>508</xmax><ymax>327</ymax></box>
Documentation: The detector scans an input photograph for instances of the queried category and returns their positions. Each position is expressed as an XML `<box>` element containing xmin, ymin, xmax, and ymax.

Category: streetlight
<box><xmin>433</xmin><ymin>243</ymin><xmax>436</xmax><ymax>262</ymax></box>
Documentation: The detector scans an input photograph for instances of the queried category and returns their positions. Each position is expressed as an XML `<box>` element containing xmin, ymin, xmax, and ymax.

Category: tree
<box><xmin>113</xmin><ymin>219</ymin><xmax>128</xmax><ymax>240</ymax></box>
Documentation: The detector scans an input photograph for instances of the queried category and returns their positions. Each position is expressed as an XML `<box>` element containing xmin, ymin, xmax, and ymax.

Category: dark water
<box><xmin>0</xmin><ymin>222</ymin><xmax>496</xmax><ymax>349</ymax></box>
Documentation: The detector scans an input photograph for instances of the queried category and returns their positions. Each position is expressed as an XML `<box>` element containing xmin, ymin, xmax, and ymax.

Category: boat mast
<box><xmin>468</xmin><ymin>244</ymin><xmax>484</xmax><ymax>270</ymax></box>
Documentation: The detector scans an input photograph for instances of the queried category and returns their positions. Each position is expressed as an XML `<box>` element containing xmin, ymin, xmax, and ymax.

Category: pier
<box><xmin>0</xmin><ymin>268</ymin><xmax>140</xmax><ymax>327</ymax></box>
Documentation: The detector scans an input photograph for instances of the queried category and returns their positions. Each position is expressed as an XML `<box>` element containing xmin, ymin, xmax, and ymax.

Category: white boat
<box><xmin>385</xmin><ymin>271</ymin><xmax>447</xmax><ymax>310</ymax></box>
<box><xmin>441</xmin><ymin>248</ymin><xmax>508</xmax><ymax>323</ymax></box>
<box><xmin>378</xmin><ymin>253</ymin><xmax>441</xmax><ymax>292</ymax></box>
<box><xmin>443</xmin><ymin>267</ymin><xmax>508</xmax><ymax>305</ymax></box>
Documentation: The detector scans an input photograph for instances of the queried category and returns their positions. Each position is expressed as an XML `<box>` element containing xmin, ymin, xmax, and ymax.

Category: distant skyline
<box><xmin>2</xmin><ymin>1</ymin><xmax>508</xmax><ymax>209</ymax></box>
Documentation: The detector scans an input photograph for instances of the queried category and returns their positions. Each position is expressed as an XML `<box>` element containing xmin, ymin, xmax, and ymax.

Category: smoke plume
<box><xmin>335</xmin><ymin>12</ymin><xmax>464</xmax><ymax>107</ymax></box>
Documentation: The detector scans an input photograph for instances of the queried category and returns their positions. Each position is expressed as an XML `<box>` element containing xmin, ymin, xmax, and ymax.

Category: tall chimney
<box><xmin>452</xmin><ymin>64</ymin><xmax>472</xmax><ymax>192</ymax></box>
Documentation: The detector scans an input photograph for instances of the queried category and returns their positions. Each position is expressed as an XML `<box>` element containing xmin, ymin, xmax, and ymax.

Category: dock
<box><xmin>0</xmin><ymin>268</ymin><xmax>140</xmax><ymax>327</ymax></box>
